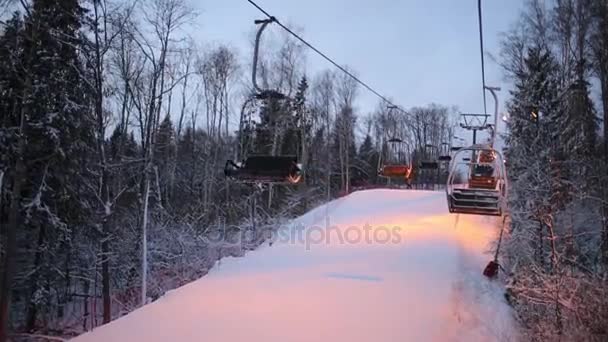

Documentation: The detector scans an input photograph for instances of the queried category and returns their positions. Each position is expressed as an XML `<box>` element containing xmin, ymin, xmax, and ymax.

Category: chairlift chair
<box><xmin>446</xmin><ymin>145</ymin><xmax>507</xmax><ymax>216</ymax></box>
<box><xmin>223</xmin><ymin>18</ymin><xmax>304</xmax><ymax>186</ymax></box>
<box><xmin>446</xmin><ymin>84</ymin><xmax>505</xmax><ymax>216</ymax></box>
<box><xmin>438</xmin><ymin>142</ymin><xmax>452</xmax><ymax>162</ymax></box>
<box><xmin>378</xmin><ymin>138</ymin><xmax>412</xmax><ymax>180</ymax></box>
<box><xmin>224</xmin><ymin>155</ymin><xmax>302</xmax><ymax>184</ymax></box>
<box><xmin>420</xmin><ymin>144</ymin><xmax>439</xmax><ymax>170</ymax></box>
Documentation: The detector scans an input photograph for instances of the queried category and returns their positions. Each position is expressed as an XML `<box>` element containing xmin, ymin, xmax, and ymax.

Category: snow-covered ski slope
<box><xmin>72</xmin><ymin>190</ymin><xmax>518</xmax><ymax>342</ymax></box>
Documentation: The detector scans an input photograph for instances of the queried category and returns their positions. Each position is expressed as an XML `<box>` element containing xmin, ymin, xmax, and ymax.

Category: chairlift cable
<box><xmin>245</xmin><ymin>0</ymin><xmax>408</xmax><ymax>114</ymax></box>
<box><xmin>478</xmin><ymin>0</ymin><xmax>488</xmax><ymax>115</ymax></box>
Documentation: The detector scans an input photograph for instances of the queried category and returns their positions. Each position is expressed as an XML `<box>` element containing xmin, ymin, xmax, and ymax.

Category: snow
<box><xmin>71</xmin><ymin>189</ymin><xmax>518</xmax><ymax>342</ymax></box>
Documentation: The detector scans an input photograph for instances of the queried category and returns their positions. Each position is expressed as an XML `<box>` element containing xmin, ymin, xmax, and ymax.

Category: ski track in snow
<box><xmin>71</xmin><ymin>189</ymin><xmax>519</xmax><ymax>342</ymax></box>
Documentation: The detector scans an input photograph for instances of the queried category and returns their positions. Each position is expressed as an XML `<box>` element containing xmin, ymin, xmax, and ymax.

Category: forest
<box><xmin>499</xmin><ymin>0</ymin><xmax>608</xmax><ymax>340</ymax></box>
<box><xmin>0</xmin><ymin>0</ymin><xmax>607</xmax><ymax>341</ymax></box>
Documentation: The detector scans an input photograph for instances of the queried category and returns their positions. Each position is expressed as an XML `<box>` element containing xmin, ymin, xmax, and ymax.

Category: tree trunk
<box><xmin>546</xmin><ymin>214</ymin><xmax>558</xmax><ymax>271</ymax></box>
<box><xmin>600</xmin><ymin>69</ymin><xmax>608</xmax><ymax>264</ymax></box>
<box><xmin>101</xmin><ymin>235</ymin><xmax>111</xmax><ymax>323</ymax></box>
<box><xmin>0</xmin><ymin>171</ymin><xmax>4</xmax><ymax>209</ymax></box>
<box><xmin>0</xmin><ymin>11</ymin><xmax>38</xmax><ymax>338</ymax></box>
<box><xmin>345</xmin><ymin>141</ymin><xmax>350</xmax><ymax>194</ymax></box>
<box><xmin>83</xmin><ymin>280</ymin><xmax>89</xmax><ymax>331</ymax></box>
<box><xmin>0</xmin><ymin>157</ymin><xmax>25</xmax><ymax>342</ymax></box>
<box><xmin>25</xmin><ymin>223</ymin><xmax>46</xmax><ymax>331</ymax></box>
<box><xmin>141</xmin><ymin>178</ymin><xmax>150</xmax><ymax>307</ymax></box>
<box><xmin>538</xmin><ymin>219</ymin><xmax>545</xmax><ymax>267</ymax></box>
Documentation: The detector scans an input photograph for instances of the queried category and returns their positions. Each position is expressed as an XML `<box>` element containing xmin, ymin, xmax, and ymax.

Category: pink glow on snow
<box><xmin>72</xmin><ymin>190</ymin><xmax>518</xmax><ymax>342</ymax></box>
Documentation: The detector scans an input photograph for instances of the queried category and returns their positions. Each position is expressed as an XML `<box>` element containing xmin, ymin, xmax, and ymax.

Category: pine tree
<box><xmin>0</xmin><ymin>12</ymin><xmax>24</xmax><ymax>183</ymax></box>
<box><xmin>0</xmin><ymin>0</ymin><xmax>93</xmax><ymax>335</ymax></box>
<box><xmin>154</xmin><ymin>116</ymin><xmax>177</xmax><ymax>206</ymax></box>
<box><xmin>308</xmin><ymin>127</ymin><xmax>327</xmax><ymax>187</ymax></box>
<box><xmin>358</xmin><ymin>134</ymin><xmax>378</xmax><ymax>185</ymax></box>
<box><xmin>254</xmin><ymin>98</ymin><xmax>283</xmax><ymax>155</ymax></box>
<box><xmin>0</xmin><ymin>13</ymin><xmax>25</xmax><ymax>340</ymax></box>
<box><xmin>555</xmin><ymin>79</ymin><xmax>598</xmax><ymax>167</ymax></box>
<box><xmin>505</xmin><ymin>44</ymin><xmax>561</xmax><ymax>266</ymax></box>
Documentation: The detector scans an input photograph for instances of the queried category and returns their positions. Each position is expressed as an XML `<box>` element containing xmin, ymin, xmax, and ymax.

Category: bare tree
<box><xmin>198</xmin><ymin>44</ymin><xmax>239</xmax><ymax>210</ymax></box>
<box><xmin>312</xmin><ymin>70</ymin><xmax>336</xmax><ymax>199</ymax></box>
<box><xmin>590</xmin><ymin>0</ymin><xmax>608</xmax><ymax>261</ymax></box>
<box><xmin>81</xmin><ymin>0</ymin><xmax>139</xmax><ymax>324</ymax></box>
<box><xmin>176</xmin><ymin>42</ymin><xmax>196</xmax><ymax>137</ymax></box>
<box><xmin>334</xmin><ymin>67</ymin><xmax>358</xmax><ymax>194</ymax></box>
<box><xmin>128</xmin><ymin>0</ymin><xmax>193</xmax><ymax>307</ymax></box>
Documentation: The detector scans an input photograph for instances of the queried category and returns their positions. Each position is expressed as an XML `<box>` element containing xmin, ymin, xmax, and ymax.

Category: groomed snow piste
<box><xmin>72</xmin><ymin>189</ymin><xmax>518</xmax><ymax>342</ymax></box>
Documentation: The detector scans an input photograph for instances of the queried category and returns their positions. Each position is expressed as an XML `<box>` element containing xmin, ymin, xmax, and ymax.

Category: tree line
<box><xmin>499</xmin><ymin>0</ymin><xmax>608</xmax><ymax>340</ymax></box>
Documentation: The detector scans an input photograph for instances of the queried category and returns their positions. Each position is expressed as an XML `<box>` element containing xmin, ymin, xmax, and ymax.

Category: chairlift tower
<box><xmin>446</xmin><ymin>86</ymin><xmax>507</xmax><ymax>217</ymax></box>
<box><xmin>459</xmin><ymin>113</ymin><xmax>491</xmax><ymax>145</ymax></box>
<box><xmin>458</xmin><ymin>86</ymin><xmax>500</xmax><ymax>146</ymax></box>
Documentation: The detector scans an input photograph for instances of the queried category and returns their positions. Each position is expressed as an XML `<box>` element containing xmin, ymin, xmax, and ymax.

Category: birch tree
<box><xmin>128</xmin><ymin>0</ymin><xmax>193</xmax><ymax>306</ymax></box>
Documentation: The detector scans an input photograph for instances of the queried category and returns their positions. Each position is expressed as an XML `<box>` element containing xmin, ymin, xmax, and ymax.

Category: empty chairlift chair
<box><xmin>224</xmin><ymin>155</ymin><xmax>302</xmax><ymax>184</ymax></box>
<box><xmin>223</xmin><ymin>19</ymin><xmax>304</xmax><ymax>186</ymax></box>
<box><xmin>438</xmin><ymin>143</ymin><xmax>452</xmax><ymax>163</ymax></box>
<box><xmin>446</xmin><ymin>145</ymin><xmax>507</xmax><ymax>216</ymax></box>
<box><xmin>379</xmin><ymin>165</ymin><xmax>412</xmax><ymax>178</ymax></box>
<box><xmin>419</xmin><ymin>144</ymin><xmax>439</xmax><ymax>170</ymax></box>
<box><xmin>378</xmin><ymin>138</ymin><xmax>412</xmax><ymax>181</ymax></box>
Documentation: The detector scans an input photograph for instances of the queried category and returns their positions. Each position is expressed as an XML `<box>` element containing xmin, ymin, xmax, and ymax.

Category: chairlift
<box><xmin>224</xmin><ymin>155</ymin><xmax>302</xmax><ymax>184</ymax></box>
<box><xmin>446</xmin><ymin>145</ymin><xmax>507</xmax><ymax>216</ymax></box>
<box><xmin>446</xmin><ymin>86</ymin><xmax>506</xmax><ymax>216</ymax></box>
<box><xmin>224</xmin><ymin>18</ymin><xmax>303</xmax><ymax>185</ymax></box>
<box><xmin>438</xmin><ymin>143</ymin><xmax>452</xmax><ymax>162</ymax></box>
<box><xmin>378</xmin><ymin>138</ymin><xmax>412</xmax><ymax>180</ymax></box>
<box><xmin>419</xmin><ymin>144</ymin><xmax>439</xmax><ymax>170</ymax></box>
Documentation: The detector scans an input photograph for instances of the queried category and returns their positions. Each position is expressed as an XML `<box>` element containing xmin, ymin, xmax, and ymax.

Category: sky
<box><xmin>191</xmin><ymin>0</ymin><xmax>526</xmax><ymax>120</ymax></box>
<box><xmin>0</xmin><ymin>0</ymin><xmax>526</xmax><ymax>145</ymax></box>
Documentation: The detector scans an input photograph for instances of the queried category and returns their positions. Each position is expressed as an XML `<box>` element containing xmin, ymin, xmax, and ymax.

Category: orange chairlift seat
<box><xmin>446</xmin><ymin>145</ymin><xmax>507</xmax><ymax>216</ymax></box>
<box><xmin>378</xmin><ymin>138</ymin><xmax>412</xmax><ymax>181</ymax></box>
<box><xmin>468</xmin><ymin>150</ymin><xmax>498</xmax><ymax>189</ymax></box>
<box><xmin>380</xmin><ymin>165</ymin><xmax>412</xmax><ymax>178</ymax></box>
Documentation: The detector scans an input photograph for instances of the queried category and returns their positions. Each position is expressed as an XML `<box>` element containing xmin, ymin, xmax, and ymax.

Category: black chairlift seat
<box><xmin>420</xmin><ymin>161</ymin><xmax>439</xmax><ymax>169</ymax></box>
<box><xmin>224</xmin><ymin>155</ymin><xmax>302</xmax><ymax>184</ymax></box>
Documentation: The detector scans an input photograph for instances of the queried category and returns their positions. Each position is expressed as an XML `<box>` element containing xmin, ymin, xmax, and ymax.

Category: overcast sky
<box><xmin>192</xmin><ymin>0</ymin><xmax>525</xmax><ymax>119</ymax></box>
